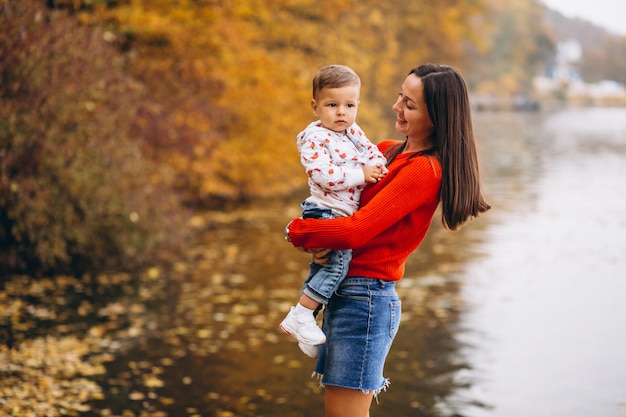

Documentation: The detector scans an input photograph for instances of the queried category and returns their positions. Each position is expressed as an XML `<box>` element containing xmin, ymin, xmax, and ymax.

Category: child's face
<box><xmin>311</xmin><ymin>84</ymin><xmax>360</xmax><ymax>133</ymax></box>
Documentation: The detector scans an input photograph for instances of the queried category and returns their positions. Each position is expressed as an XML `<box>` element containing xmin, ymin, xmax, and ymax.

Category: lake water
<box><xmin>22</xmin><ymin>106</ymin><xmax>622</xmax><ymax>417</ymax></box>
<box><xmin>454</xmin><ymin>107</ymin><xmax>626</xmax><ymax>417</ymax></box>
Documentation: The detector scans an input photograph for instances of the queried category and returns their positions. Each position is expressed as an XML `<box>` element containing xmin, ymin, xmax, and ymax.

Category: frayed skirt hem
<box><xmin>311</xmin><ymin>372</ymin><xmax>390</xmax><ymax>403</ymax></box>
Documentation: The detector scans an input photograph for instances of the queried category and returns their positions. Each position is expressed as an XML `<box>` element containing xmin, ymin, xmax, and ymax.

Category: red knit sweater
<box><xmin>288</xmin><ymin>140</ymin><xmax>442</xmax><ymax>281</ymax></box>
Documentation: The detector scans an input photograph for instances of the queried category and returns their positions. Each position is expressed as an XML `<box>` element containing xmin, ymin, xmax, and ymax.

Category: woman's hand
<box><xmin>297</xmin><ymin>247</ymin><xmax>332</xmax><ymax>264</ymax></box>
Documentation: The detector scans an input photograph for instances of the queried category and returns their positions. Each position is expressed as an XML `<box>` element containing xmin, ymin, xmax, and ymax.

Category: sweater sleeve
<box><xmin>288</xmin><ymin>152</ymin><xmax>441</xmax><ymax>250</ymax></box>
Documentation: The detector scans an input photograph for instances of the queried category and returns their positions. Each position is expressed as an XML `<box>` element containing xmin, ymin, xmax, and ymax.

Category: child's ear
<box><xmin>311</xmin><ymin>99</ymin><xmax>319</xmax><ymax>116</ymax></box>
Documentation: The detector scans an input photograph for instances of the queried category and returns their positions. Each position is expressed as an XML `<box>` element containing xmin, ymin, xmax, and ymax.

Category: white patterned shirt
<box><xmin>297</xmin><ymin>120</ymin><xmax>387</xmax><ymax>217</ymax></box>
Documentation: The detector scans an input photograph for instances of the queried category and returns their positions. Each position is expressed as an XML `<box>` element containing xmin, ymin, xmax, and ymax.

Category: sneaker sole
<box><xmin>280</xmin><ymin>322</ymin><xmax>326</xmax><ymax>345</ymax></box>
<box><xmin>298</xmin><ymin>342</ymin><xmax>319</xmax><ymax>358</ymax></box>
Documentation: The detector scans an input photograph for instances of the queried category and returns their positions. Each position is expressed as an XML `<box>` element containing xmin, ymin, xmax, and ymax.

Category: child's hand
<box><xmin>363</xmin><ymin>164</ymin><xmax>388</xmax><ymax>183</ymax></box>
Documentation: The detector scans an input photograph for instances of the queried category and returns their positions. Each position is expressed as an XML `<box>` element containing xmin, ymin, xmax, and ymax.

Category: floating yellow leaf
<box><xmin>144</xmin><ymin>376</ymin><xmax>165</xmax><ymax>388</ymax></box>
<box><xmin>159</xmin><ymin>397</ymin><xmax>176</xmax><ymax>405</ymax></box>
<box><xmin>128</xmin><ymin>391</ymin><xmax>145</xmax><ymax>400</ymax></box>
<box><xmin>197</xmin><ymin>329</ymin><xmax>212</xmax><ymax>338</ymax></box>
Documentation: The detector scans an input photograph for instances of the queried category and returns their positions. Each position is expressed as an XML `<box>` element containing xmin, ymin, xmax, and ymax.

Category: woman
<box><xmin>285</xmin><ymin>64</ymin><xmax>490</xmax><ymax>417</ymax></box>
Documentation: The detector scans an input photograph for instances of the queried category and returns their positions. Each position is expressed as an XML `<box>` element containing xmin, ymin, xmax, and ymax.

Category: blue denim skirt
<box><xmin>314</xmin><ymin>277</ymin><xmax>401</xmax><ymax>395</ymax></box>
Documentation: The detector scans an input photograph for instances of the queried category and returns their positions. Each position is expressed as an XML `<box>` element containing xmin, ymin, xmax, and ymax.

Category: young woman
<box><xmin>285</xmin><ymin>64</ymin><xmax>490</xmax><ymax>417</ymax></box>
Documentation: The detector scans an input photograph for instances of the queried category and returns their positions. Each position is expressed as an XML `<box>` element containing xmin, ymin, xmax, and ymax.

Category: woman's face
<box><xmin>392</xmin><ymin>74</ymin><xmax>434</xmax><ymax>141</ymax></box>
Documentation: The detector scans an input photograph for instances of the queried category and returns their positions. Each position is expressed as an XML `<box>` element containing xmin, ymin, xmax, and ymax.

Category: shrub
<box><xmin>0</xmin><ymin>0</ymin><xmax>187</xmax><ymax>275</ymax></box>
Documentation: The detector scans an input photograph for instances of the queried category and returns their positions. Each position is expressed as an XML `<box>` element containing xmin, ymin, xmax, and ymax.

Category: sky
<box><xmin>541</xmin><ymin>0</ymin><xmax>626</xmax><ymax>36</ymax></box>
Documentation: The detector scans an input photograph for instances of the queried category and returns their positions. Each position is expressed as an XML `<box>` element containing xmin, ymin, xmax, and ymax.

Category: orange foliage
<box><xmin>471</xmin><ymin>0</ymin><xmax>555</xmax><ymax>95</ymax></box>
<box><xmin>68</xmin><ymin>0</ymin><xmax>489</xmax><ymax>206</ymax></box>
<box><xmin>1</xmin><ymin>0</ymin><xmax>188</xmax><ymax>273</ymax></box>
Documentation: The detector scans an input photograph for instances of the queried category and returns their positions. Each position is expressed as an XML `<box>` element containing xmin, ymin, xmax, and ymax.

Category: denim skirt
<box><xmin>314</xmin><ymin>277</ymin><xmax>401</xmax><ymax>394</ymax></box>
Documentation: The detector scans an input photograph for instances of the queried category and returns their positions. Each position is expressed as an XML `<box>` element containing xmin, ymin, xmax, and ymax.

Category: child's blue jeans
<box><xmin>300</xmin><ymin>200</ymin><xmax>352</xmax><ymax>305</ymax></box>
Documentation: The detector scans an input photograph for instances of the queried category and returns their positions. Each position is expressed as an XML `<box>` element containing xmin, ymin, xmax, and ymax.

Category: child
<box><xmin>280</xmin><ymin>65</ymin><xmax>388</xmax><ymax>356</ymax></box>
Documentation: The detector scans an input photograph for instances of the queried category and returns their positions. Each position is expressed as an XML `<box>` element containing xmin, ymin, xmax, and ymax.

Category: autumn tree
<box><xmin>0</xmin><ymin>0</ymin><xmax>187</xmax><ymax>274</ymax></box>
<box><xmin>470</xmin><ymin>0</ymin><xmax>554</xmax><ymax>96</ymax></box>
<box><xmin>80</xmin><ymin>0</ymin><xmax>488</xmax><ymax>206</ymax></box>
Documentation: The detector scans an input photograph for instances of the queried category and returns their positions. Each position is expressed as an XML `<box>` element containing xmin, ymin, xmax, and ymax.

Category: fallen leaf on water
<box><xmin>160</xmin><ymin>357</ymin><xmax>174</xmax><ymax>366</ymax></box>
<box><xmin>159</xmin><ymin>397</ymin><xmax>176</xmax><ymax>405</ymax></box>
<box><xmin>128</xmin><ymin>391</ymin><xmax>145</xmax><ymax>400</ymax></box>
<box><xmin>287</xmin><ymin>359</ymin><xmax>302</xmax><ymax>369</ymax></box>
<box><xmin>197</xmin><ymin>329</ymin><xmax>212</xmax><ymax>338</ymax></box>
<box><xmin>144</xmin><ymin>376</ymin><xmax>165</xmax><ymax>388</ymax></box>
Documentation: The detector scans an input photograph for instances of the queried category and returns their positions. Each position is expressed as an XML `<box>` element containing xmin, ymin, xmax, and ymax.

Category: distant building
<box><xmin>551</xmin><ymin>39</ymin><xmax>582</xmax><ymax>84</ymax></box>
<box><xmin>534</xmin><ymin>38</ymin><xmax>626</xmax><ymax>103</ymax></box>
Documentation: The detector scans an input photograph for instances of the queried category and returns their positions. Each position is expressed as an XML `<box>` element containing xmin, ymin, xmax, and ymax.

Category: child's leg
<box><xmin>298</xmin><ymin>293</ymin><xmax>321</xmax><ymax>310</ymax></box>
<box><xmin>280</xmin><ymin>249</ymin><xmax>351</xmax><ymax>350</ymax></box>
<box><xmin>281</xmin><ymin>201</ymin><xmax>334</xmax><ymax>348</ymax></box>
<box><xmin>302</xmin><ymin>248</ymin><xmax>351</xmax><ymax>305</ymax></box>
<box><xmin>285</xmin><ymin>295</ymin><xmax>325</xmax><ymax>358</ymax></box>
<box><xmin>280</xmin><ymin>307</ymin><xmax>326</xmax><ymax>345</ymax></box>
<box><xmin>280</xmin><ymin>295</ymin><xmax>326</xmax><ymax>346</ymax></box>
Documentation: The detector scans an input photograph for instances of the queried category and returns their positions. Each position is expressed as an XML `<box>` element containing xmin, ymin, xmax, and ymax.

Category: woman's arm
<box><xmin>288</xmin><ymin>155</ymin><xmax>441</xmax><ymax>250</ymax></box>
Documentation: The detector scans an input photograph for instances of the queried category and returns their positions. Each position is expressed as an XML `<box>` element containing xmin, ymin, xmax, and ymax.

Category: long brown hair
<box><xmin>408</xmin><ymin>64</ymin><xmax>490</xmax><ymax>230</ymax></box>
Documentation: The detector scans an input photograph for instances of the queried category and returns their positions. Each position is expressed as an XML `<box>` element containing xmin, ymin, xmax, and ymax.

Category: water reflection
<box><xmin>457</xmin><ymin>107</ymin><xmax>626</xmax><ymax>417</ymax></box>
<box><xmin>74</xmin><ymin>199</ymin><xmax>480</xmax><ymax>417</ymax></box>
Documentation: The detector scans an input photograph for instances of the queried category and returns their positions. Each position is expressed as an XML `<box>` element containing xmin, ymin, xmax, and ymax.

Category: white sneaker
<box><xmin>298</xmin><ymin>342</ymin><xmax>319</xmax><ymax>358</ymax></box>
<box><xmin>280</xmin><ymin>307</ymin><xmax>326</xmax><ymax>345</ymax></box>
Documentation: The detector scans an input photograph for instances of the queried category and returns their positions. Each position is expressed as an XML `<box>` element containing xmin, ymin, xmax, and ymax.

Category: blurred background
<box><xmin>1</xmin><ymin>1</ymin><xmax>625</xmax><ymax>416</ymax></box>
